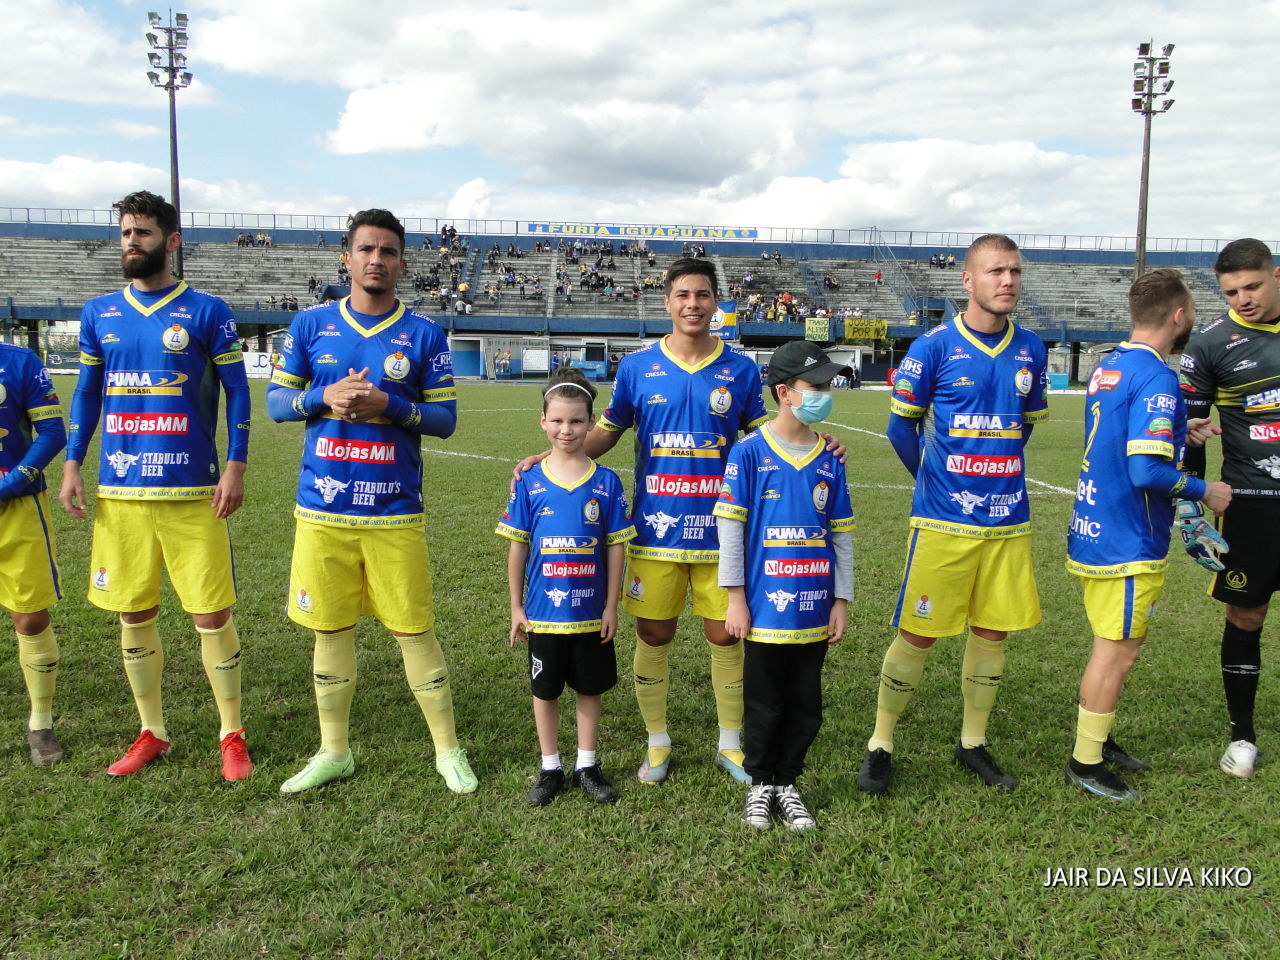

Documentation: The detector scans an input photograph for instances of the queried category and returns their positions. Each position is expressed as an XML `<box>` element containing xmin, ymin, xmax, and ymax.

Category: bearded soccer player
<box><xmin>1066</xmin><ymin>269</ymin><xmax>1231</xmax><ymax>801</ymax></box>
<box><xmin>1</xmin><ymin>344</ymin><xmax>67</xmax><ymax>765</ymax></box>
<box><xmin>856</xmin><ymin>234</ymin><xmax>1048</xmax><ymax>795</ymax></box>
<box><xmin>60</xmin><ymin>190</ymin><xmax>251</xmax><ymax>780</ymax></box>
<box><xmin>268</xmin><ymin>208</ymin><xmax>476</xmax><ymax>795</ymax></box>
<box><xmin>1180</xmin><ymin>238</ymin><xmax>1280</xmax><ymax>778</ymax></box>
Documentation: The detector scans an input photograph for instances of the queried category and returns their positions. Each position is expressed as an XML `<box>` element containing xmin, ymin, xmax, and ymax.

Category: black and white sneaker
<box><xmin>573</xmin><ymin>764</ymin><xmax>619</xmax><ymax>804</ymax></box>
<box><xmin>1065</xmin><ymin>761</ymin><xmax>1140</xmax><ymax>802</ymax></box>
<box><xmin>775</xmin><ymin>785</ymin><xmax>816</xmax><ymax>831</ymax></box>
<box><xmin>742</xmin><ymin>784</ymin><xmax>774</xmax><ymax>829</ymax></box>
<box><xmin>527</xmin><ymin>768</ymin><xmax>566</xmax><ymax>806</ymax></box>
<box><xmin>856</xmin><ymin>748</ymin><xmax>892</xmax><ymax>795</ymax></box>
<box><xmin>954</xmin><ymin>743</ymin><xmax>1017</xmax><ymax>791</ymax></box>
<box><xmin>1102</xmin><ymin>736</ymin><xmax>1151</xmax><ymax>773</ymax></box>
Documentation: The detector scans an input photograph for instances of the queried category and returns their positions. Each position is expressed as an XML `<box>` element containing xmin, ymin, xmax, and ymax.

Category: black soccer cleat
<box><xmin>954</xmin><ymin>743</ymin><xmax>1017</xmax><ymax>791</ymax></box>
<box><xmin>1101</xmin><ymin>736</ymin><xmax>1152</xmax><ymax>773</ymax></box>
<box><xmin>572</xmin><ymin>764</ymin><xmax>619</xmax><ymax>804</ymax></box>
<box><xmin>527</xmin><ymin>768</ymin><xmax>566</xmax><ymax>806</ymax></box>
<box><xmin>1065</xmin><ymin>760</ymin><xmax>1140</xmax><ymax>802</ymax></box>
<box><xmin>856</xmin><ymin>748</ymin><xmax>892</xmax><ymax>795</ymax></box>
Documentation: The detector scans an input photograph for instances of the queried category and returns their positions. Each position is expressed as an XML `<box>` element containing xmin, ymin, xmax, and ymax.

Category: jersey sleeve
<box><xmin>495</xmin><ymin>473</ymin><xmax>533</xmax><ymax>542</ymax></box>
<box><xmin>603</xmin><ymin>471</ymin><xmax>636</xmax><ymax>545</ymax></box>
<box><xmin>206</xmin><ymin>300</ymin><xmax>250</xmax><ymax>462</ymax></box>
<box><xmin>66</xmin><ymin>304</ymin><xmax>104</xmax><ymax>462</ymax></box>
<box><xmin>889</xmin><ymin>338</ymin><xmax>934</xmax><ymax>418</ymax></box>
<box><xmin>712</xmin><ymin>443</ymin><xmax>750</xmax><ymax>523</ymax></box>
<box><xmin>598</xmin><ymin>365</ymin><xmax>634</xmax><ymax>432</ymax></box>
<box><xmin>828</xmin><ymin>462</ymin><xmax>856</xmax><ymax>533</ymax></box>
<box><xmin>0</xmin><ymin>354</ymin><xmax>65</xmax><ymax>500</ymax></box>
<box><xmin>1127</xmin><ymin>373</ymin><xmax>1178</xmax><ymax>460</ymax></box>
<box><xmin>1178</xmin><ymin>339</ymin><xmax>1214</xmax><ymax>419</ymax></box>
<box><xmin>741</xmin><ymin>367</ymin><xmax>768</xmax><ymax>432</ymax></box>
<box><xmin>267</xmin><ymin>316</ymin><xmax>319</xmax><ymax>420</ymax></box>
<box><xmin>1024</xmin><ymin>339</ymin><xmax>1050</xmax><ymax>424</ymax></box>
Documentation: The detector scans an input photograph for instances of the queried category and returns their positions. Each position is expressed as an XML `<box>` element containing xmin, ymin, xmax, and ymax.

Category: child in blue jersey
<box><xmin>497</xmin><ymin>368</ymin><xmax>636</xmax><ymax>806</ymax></box>
<box><xmin>715</xmin><ymin>341</ymin><xmax>855</xmax><ymax>830</ymax></box>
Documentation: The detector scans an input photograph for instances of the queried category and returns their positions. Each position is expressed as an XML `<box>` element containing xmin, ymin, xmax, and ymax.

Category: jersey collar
<box><xmin>340</xmin><ymin>297</ymin><xmax>405</xmax><ymax>338</ymax></box>
<box><xmin>659</xmin><ymin>336</ymin><xmax>724</xmax><ymax>373</ymax></box>
<box><xmin>122</xmin><ymin>280</ymin><xmax>188</xmax><ymax>317</ymax></box>
<box><xmin>542</xmin><ymin>460</ymin><xmax>596</xmax><ymax>492</ymax></box>
<box><xmin>1118</xmin><ymin>340</ymin><xmax>1165</xmax><ymax>362</ymax></box>
<box><xmin>1228</xmin><ymin>309</ymin><xmax>1280</xmax><ymax>333</ymax></box>
<box><xmin>954</xmin><ymin>313</ymin><xmax>1014</xmax><ymax>358</ymax></box>
<box><xmin>760</xmin><ymin>422</ymin><xmax>822</xmax><ymax>470</ymax></box>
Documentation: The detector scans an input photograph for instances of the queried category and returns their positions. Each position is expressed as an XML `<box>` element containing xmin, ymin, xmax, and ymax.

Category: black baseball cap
<box><xmin>767</xmin><ymin>340</ymin><xmax>852</xmax><ymax>386</ymax></box>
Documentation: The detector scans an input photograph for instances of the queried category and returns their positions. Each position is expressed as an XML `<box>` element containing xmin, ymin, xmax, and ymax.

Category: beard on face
<box><xmin>121</xmin><ymin>244</ymin><xmax>169</xmax><ymax>280</ymax></box>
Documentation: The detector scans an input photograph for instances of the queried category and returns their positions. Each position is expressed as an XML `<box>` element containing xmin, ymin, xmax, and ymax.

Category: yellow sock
<box><xmin>633</xmin><ymin>639</ymin><xmax>670</xmax><ymax>735</ymax></box>
<box><xmin>1073</xmin><ymin>707</ymin><xmax>1115</xmax><ymax>765</ymax></box>
<box><xmin>121</xmin><ymin>616</ymin><xmax>166</xmax><ymax>741</ymax></box>
<box><xmin>397</xmin><ymin>629</ymin><xmax>458</xmax><ymax>753</ymax></box>
<box><xmin>17</xmin><ymin>626</ymin><xmax>59</xmax><ymax>731</ymax></box>
<box><xmin>313</xmin><ymin>628</ymin><xmax>356</xmax><ymax>758</ymax></box>
<box><xmin>708</xmin><ymin>640</ymin><xmax>744</xmax><ymax>732</ymax></box>
<box><xmin>960</xmin><ymin>633</ymin><xmax>1006</xmax><ymax>748</ymax></box>
<box><xmin>869</xmin><ymin>632</ymin><xmax>930</xmax><ymax>752</ymax></box>
<box><xmin>197</xmin><ymin>618</ymin><xmax>242</xmax><ymax>737</ymax></box>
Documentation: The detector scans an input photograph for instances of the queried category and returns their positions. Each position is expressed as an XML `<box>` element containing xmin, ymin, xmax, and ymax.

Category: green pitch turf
<box><xmin>1</xmin><ymin>381</ymin><xmax>1272</xmax><ymax>960</ymax></box>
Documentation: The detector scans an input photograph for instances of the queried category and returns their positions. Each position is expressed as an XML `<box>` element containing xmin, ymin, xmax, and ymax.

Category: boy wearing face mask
<box><xmin>714</xmin><ymin>340</ymin><xmax>855</xmax><ymax>830</ymax></box>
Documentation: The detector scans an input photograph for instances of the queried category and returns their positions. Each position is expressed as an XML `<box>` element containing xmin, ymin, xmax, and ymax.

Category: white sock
<box><xmin>575</xmin><ymin>749</ymin><xmax>597</xmax><ymax>770</ymax></box>
<box><xmin>647</xmin><ymin>731</ymin><xmax>672</xmax><ymax>749</ymax></box>
<box><xmin>541</xmin><ymin>753</ymin><xmax>562</xmax><ymax>771</ymax></box>
<box><xmin>718</xmin><ymin>728</ymin><xmax>741</xmax><ymax>752</ymax></box>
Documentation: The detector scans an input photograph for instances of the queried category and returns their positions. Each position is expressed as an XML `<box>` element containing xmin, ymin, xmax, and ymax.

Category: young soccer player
<box><xmin>497</xmin><ymin>368</ymin><xmax>635</xmax><ymax>805</ymax></box>
<box><xmin>715</xmin><ymin>341</ymin><xmax>855</xmax><ymax>830</ymax></box>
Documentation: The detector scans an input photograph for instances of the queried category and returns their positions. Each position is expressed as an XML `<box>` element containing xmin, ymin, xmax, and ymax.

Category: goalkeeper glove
<box><xmin>1174</xmin><ymin>499</ymin><xmax>1229</xmax><ymax>572</ymax></box>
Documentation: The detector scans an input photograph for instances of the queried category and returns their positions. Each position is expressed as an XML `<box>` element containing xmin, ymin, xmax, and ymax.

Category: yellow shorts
<box><xmin>1078</xmin><ymin>572</ymin><xmax>1165</xmax><ymax>641</ymax></box>
<box><xmin>893</xmin><ymin>527</ymin><xmax>1040</xmax><ymax>637</ymax></box>
<box><xmin>89</xmin><ymin>498</ymin><xmax>235</xmax><ymax>614</ymax></box>
<box><xmin>622</xmin><ymin>555</ymin><xmax>728</xmax><ymax>622</ymax></box>
<box><xmin>289</xmin><ymin>520</ymin><xmax>435</xmax><ymax>634</ymax></box>
<box><xmin>0</xmin><ymin>492</ymin><xmax>61</xmax><ymax>613</ymax></box>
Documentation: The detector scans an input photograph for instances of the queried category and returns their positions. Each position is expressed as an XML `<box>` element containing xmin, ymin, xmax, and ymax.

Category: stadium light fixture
<box><xmin>142</xmin><ymin>9</ymin><xmax>193</xmax><ymax>278</ymax></box>
<box><xmin>1130</xmin><ymin>39</ymin><xmax>1175</xmax><ymax>279</ymax></box>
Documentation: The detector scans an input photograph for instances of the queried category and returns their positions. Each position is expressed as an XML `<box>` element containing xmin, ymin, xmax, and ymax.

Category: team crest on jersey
<box><xmin>0</xmin><ymin>383</ymin><xmax>6</xmax><ymax>405</ymax></box>
<box><xmin>93</xmin><ymin>567</ymin><xmax>109</xmax><ymax>590</ymax></box>
<box><xmin>383</xmin><ymin>352</ymin><xmax>411</xmax><ymax>380</ymax></box>
<box><xmin>812</xmin><ymin>481</ymin><xmax>829</xmax><ymax>511</ymax></box>
<box><xmin>297</xmin><ymin>588</ymin><xmax>312</xmax><ymax>612</ymax></box>
<box><xmin>709</xmin><ymin>386</ymin><xmax>733</xmax><ymax>415</ymax></box>
<box><xmin>161</xmin><ymin>324</ymin><xmax>189</xmax><ymax>352</ymax></box>
<box><xmin>1014</xmin><ymin>366</ymin><xmax>1032</xmax><ymax>396</ymax></box>
<box><xmin>584</xmin><ymin>498</ymin><xmax>600</xmax><ymax>523</ymax></box>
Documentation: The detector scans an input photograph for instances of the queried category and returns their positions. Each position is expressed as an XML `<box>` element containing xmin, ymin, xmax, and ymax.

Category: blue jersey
<box><xmin>0</xmin><ymin>344</ymin><xmax>65</xmax><ymax>501</ymax></box>
<box><xmin>713</xmin><ymin>426</ymin><xmax>855</xmax><ymax>644</ymax></box>
<box><xmin>69</xmin><ymin>281</ymin><xmax>250</xmax><ymax>499</ymax></box>
<box><xmin>1067</xmin><ymin>342</ymin><xmax>1189</xmax><ymax>577</ymax></box>
<box><xmin>269</xmin><ymin>298</ymin><xmax>455</xmax><ymax>527</ymax></box>
<box><xmin>496</xmin><ymin>461</ymin><xmax>636</xmax><ymax>633</ymax></box>
<box><xmin>599</xmin><ymin>338</ymin><xmax>768</xmax><ymax>562</ymax></box>
<box><xmin>890</xmin><ymin>315</ymin><xmax>1049</xmax><ymax>538</ymax></box>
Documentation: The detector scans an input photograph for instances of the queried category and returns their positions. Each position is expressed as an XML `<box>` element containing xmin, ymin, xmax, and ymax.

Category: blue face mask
<box><xmin>794</xmin><ymin>389</ymin><xmax>832</xmax><ymax>425</ymax></box>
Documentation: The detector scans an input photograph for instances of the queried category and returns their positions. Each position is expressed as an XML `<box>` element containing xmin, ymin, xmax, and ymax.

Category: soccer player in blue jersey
<box><xmin>268</xmin><ymin>208</ymin><xmax>476</xmax><ymax>795</ymax></box>
<box><xmin>1065</xmin><ymin>269</ymin><xmax>1231</xmax><ymax>800</ymax></box>
<box><xmin>498</xmin><ymin>367</ymin><xmax>635</xmax><ymax>805</ymax></box>
<box><xmin>857</xmin><ymin>234</ymin><xmax>1048</xmax><ymax>795</ymax></box>
<box><xmin>1</xmin><ymin>344</ymin><xmax>67</xmax><ymax>765</ymax></box>
<box><xmin>60</xmin><ymin>190</ymin><xmax>252</xmax><ymax>780</ymax></box>
<box><xmin>716</xmin><ymin>340</ymin><xmax>854</xmax><ymax>830</ymax></box>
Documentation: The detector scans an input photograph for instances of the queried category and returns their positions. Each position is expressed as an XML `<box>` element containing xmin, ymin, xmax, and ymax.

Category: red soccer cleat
<box><xmin>107</xmin><ymin>730</ymin><xmax>172</xmax><ymax>776</ymax></box>
<box><xmin>220</xmin><ymin>729</ymin><xmax>254</xmax><ymax>781</ymax></box>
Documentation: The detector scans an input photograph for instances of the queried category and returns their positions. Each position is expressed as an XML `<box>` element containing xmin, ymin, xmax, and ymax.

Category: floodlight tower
<box><xmin>1131</xmin><ymin>41</ymin><xmax>1175</xmax><ymax>279</ymax></box>
<box><xmin>145</xmin><ymin>10</ymin><xmax>192</xmax><ymax>278</ymax></box>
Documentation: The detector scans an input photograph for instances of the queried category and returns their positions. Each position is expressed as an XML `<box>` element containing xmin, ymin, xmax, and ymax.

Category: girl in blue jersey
<box><xmin>497</xmin><ymin>368</ymin><xmax>635</xmax><ymax>806</ymax></box>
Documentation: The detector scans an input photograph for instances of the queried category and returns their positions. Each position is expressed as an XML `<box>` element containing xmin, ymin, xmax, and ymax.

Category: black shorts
<box><xmin>1212</xmin><ymin>498</ymin><xmax>1280</xmax><ymax>608</ymax></box>
<box><xmin>527</xmin><ymin>630</ymin><xmax>617</xmax><ymax>700</ymax></box>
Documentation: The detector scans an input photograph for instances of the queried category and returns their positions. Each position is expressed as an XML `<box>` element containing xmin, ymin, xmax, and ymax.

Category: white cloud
<box><xmin>99</xmin><ymin>120</ymin><xmax>165</xmax><ymax>139</ymax></box>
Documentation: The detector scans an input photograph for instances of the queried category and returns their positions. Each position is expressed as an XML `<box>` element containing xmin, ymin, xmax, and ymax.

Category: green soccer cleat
<box><xmin>435</xmin><ymin>747</ymin><xmax>478</xmax><ymax>794</ymax></box>
<box><xmin>279</xmin><ymin>751</ymin><xmax>355</xmax><ymax>794</ymax></box>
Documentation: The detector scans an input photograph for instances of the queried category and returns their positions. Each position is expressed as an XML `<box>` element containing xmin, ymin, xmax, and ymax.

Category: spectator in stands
<box><xmin>317</xmin><ymin>234</ymin><xmax>327</xmax><ymax>247</ymax></box>
<box><xmin>340</xmin><ymin>234</ymin><xmax>348</xmax><ymax>250</ymax></box>
<box><xmin>773</xmin><ymin>250</ymin><xmax>782</xmax><ymax>264</ymax></box>
<box><xmin>760</xmin><ymin>249</ymin><xmax>770</xmax><ymax>260</ymax></box>
<box><xmin>647</xmin><ymin>250</ymin><xmax>656</xmax><ymax>267</ymax></box>
<box><xmin>947</xmin><ymin>254</ymin><xmax>957</xmax><ymax>269</ymax></box>
<box><xmin>853</xmin><ymin>307</ymin><xmax>864</xmax><ymax>319</ymax></box>
<box><xmin>873</xmin><ymin>270</ymin><xmax>883</xmax><ymax>285</ymax></box>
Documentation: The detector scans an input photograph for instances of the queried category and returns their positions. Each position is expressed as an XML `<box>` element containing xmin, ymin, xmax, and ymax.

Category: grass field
<box><xmin>2</xmin><ymin>379</ymin><xmax>1274</xmax><ymax>960</ymax></box>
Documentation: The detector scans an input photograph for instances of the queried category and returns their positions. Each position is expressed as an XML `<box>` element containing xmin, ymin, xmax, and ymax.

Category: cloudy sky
<box><xmin>2</xmin><ymin>0</ymin><xmax>1278</xmax><ymax>241</ymax></box>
